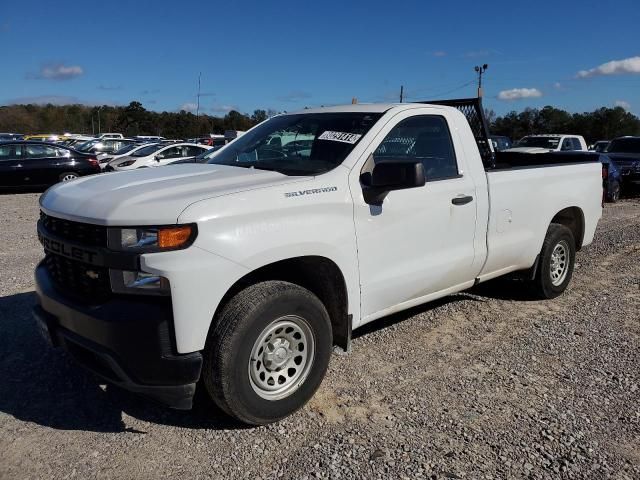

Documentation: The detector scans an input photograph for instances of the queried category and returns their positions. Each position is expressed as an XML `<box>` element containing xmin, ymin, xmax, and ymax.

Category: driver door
<box><xmin>350</xmin><ymin>109</ymin><xmax>479</xmax><ymax>322</ymax></box>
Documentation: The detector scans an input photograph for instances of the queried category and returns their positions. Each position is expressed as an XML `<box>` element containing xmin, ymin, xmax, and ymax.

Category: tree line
<box><xmin>1</xmin><ymin>101</ymin><xmax>639</xmax><ymax>144</ymax></box>
<box><xmin>0</xmin><ymin>102</ymin><xmax>273</xmax><ymax>138</ymax></box>
<box><xmin>488</xmin><ymin>105</ymin><xmax>640</xmax><ymax>144</ymax></box>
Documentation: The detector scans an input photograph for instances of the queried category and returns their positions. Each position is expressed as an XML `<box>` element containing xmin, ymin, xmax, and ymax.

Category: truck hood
<box><xmin>40</xmin><ymin>164</ymin><xmax>309</xmax><ymax>225</ymax></box>
<box><xmin>504</xmin><ymin>147</ymin><xmax>552</xmax><ymax>154</ymax></box>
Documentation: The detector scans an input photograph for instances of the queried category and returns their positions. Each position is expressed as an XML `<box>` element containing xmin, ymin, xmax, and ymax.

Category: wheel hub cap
<box><xmin>550</xmin><ymin>240</ymin><xmax>569</xmax><ymax>286</ymax></box>
<box><xmin>248</xmin><ymin>316</ymin><xmax>315</xmax><ymax>401</ymax></box>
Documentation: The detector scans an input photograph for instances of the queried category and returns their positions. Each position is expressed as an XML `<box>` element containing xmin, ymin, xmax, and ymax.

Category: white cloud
<box><xmin>28</xmin><ymin>63</ymin><xmax>84</xmax><ymax>80</ymax></box>
<box><xmin>577</xmin><ymin>56</ymin><xmax>640</xmax><ymax>78</ymax></box>
<box><xmin>553</xmin><ymin>82</ymin><xmax>562</xmax><ymax>89</ymax></box>
<box><xmin>180</xmin><ymin>102</ymin><xmax>198</xmax><ymax>113</ymax></box>
<box><xmin>497</xmin><ymin>88</ymin><xmax>543</xmax><ymax>101</ymax></box>
<box><xmin>432</xmin><ymin>51</ymin><xmax>447</xmax><ymax>57</ymax></box>
<box><xmin>615</xmin><ymin>100</ymin><xmax>631</xmax><ymax>111</ymax></box>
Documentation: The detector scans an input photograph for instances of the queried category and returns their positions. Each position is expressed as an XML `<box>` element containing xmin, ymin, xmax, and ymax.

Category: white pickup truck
<box><xmin>507</xmin><ymin>134</ymin><xmax>588</xmax><ymax>154</ymax></box>
<box><xmin>34</xmin><ymin>99</ymin><xmax>602</xmax><ymax>425</ymax></box>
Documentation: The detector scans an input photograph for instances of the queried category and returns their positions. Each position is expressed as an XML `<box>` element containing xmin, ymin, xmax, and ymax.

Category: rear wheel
<box><xmin>59</xmin><ymin>172</ymin><xmax>79</xmax><ymax>182</ymax></box>
<box><xmin>607</xmin><ymin>181</ymin><xmax>620</xmax><ymax>203</ymax></box>
<box><xmin>202</xmin><ymin>281</ymin><xmax>332</xmax><ymax>425</ymax></box>
<box><xmin>530</xmin><ymin>223</ymin><xmax>576</xmax><ymax>299</ymax></box>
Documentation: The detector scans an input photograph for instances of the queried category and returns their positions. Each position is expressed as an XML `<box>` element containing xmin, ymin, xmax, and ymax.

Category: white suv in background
<box><xmin>106</xmin><ymin>143</ymin><xmax>210</xmax><ymax>171</ymax></box>
<box><xmin>507</xmin><ymin>134</ymin><xmax>588</xmax><ymax>153</ymax></box>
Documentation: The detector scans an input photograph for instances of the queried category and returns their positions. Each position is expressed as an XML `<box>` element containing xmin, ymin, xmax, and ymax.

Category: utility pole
<box><xmin>399</xmin><ymin>85</ymin><xmax>404</xmax><ymax>103</ymax></box>
<box><xmin>91</xmin><ymin>116</ymin><xmax>95</xmax><ymax>135</ymax></box>
<box><xmin>474</xmin><ymin>64</ymin><xmax>488</xmax><ymax>98</ymax></box>
<box><xmin>97</xmin><ymin>106</ymin><xmax>103</xmax><ymax>134</ymax></box>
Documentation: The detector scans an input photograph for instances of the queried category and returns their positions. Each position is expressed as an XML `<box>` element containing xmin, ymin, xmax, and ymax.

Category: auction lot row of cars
<box><xmin>0</xmin><ymin>134</ymin><xmax>222</xmax><ymax>188</ymax></box>
<box><xmin>1</xmin><ymin>130</ymin><xmax>638</xmax><ymax>203</ymax></box>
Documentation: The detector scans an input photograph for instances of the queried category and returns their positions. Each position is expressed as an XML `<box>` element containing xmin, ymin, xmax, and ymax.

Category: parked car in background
<box><xmin>95</xmin><ymin>133</ymin><xmax>124</xmax><ymax>139</ymax></box>
<box><xmin>98</xmin><ymin>142</ymin><xmax>159</xmax><ymax>170</ymax></box>
<box><xmin>133</xmin><ymin>135</ymin><xmax>165</xmax><ymax>142</ymax></box>
<box><xmin>590</xmin><ymin>140</ymin><xmax>609</xmax><ymax>152</ymax></box>
<box><xmin>508</xmin><ymin>135</ymin><xmax>588</xmax><ymax>153</ymax></box>
<box><xmin>0</xmin><ymin>133</ymin><xmax>24</xmax><ymax>142</ymax></box>
<box><xmin>605</xmin><ymin>136</ymin><xmax>640</xmax><ymax>193</ymax></box>
<box><xmin>187</xmin><ymin>135</ymin><xmax>227</xmax><ymax>147</ymax></box>
<box><xmin>61</xmin><ymin>135</ymin><xmax>95</xmax><ymax>148</ymax></box>
<box><xmin>489</xmin><ymin>135</ymin><xmax>512</xmax><ymax>151</ymax></box>
<box><xmin>600</xmin><ymin>154</ymin><xmax>622</xmax><ymax>202</ymax></box>
<box><xmin>106</xmin><ymin>142</ymin><xmax>210</xmax><ymax>171</ymax></box>
<box><xmin>224</xmin><ymin>130</ymin><xmax>245</xmax><ymax>141</ymax></box>
<box><xmin>23</xmin><ymin>134</ymin><xmax>61</xmax><ymax>142</ymax></box>
<box><xmin>88</xmin><ymin>138</ymin><xmax>138</xmax><ymax>157</ymax></box>
<box><xmin>168</xmin><ymin>144</ymin><xmax>224</xmax><ymax>165</ymax></box>
<box><xmin>0</xmin><ymin>142</ymin><xmax>100</xmax><ymax>187</ymax></box>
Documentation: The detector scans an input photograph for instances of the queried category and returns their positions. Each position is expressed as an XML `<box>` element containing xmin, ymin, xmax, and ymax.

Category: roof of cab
<box><xmin>288</xmin><ymin>103</ymin><xmax>447</xmax><ymax>115</ymax></box>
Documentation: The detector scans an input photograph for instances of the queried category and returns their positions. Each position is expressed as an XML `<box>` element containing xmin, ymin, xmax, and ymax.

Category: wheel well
<box><xmin>214</xmin><ymin>256</ymin><xmax>350</xmax><ymax>351</ymax></box>
<box><xmin>551</xmin><ymin>207</ymin><xmax>585</xmax><ymax>250</ymax></box>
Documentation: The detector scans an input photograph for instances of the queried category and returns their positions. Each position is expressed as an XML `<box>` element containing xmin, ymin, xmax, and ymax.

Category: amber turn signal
<box><xmin>158</xmin><ymin>225</ymin><xmax>193</xmax><ymax>249</ymax></box>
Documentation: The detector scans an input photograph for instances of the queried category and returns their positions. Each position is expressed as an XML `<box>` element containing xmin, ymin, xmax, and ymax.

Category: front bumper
<box><xmin>34</xmin><ymin>262</ymin><xmax>202</xmax><ymax>409</ymax></box>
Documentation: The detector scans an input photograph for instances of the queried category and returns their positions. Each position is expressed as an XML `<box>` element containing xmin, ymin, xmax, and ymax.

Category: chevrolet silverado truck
<box><xmin>33</xmin><ymin>98</ymin><xmax>602</xmax><ymax>425</ymax></box>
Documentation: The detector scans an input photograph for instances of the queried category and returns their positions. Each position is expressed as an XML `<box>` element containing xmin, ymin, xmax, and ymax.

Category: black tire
<box><xmin>607</xmin><ymin>181</ymin><xmax>620</xmax><ymax>203</ymax></box>
<box><xmin>531</xmin><ymin>223</ymin><xmax>576</xmax><ymax>299</ymax></box>
<box><xmin>59</xmin><ymin>172</ymin><xmax>79</xmax><ymax>182</ymax></box>
<box><xmin>202</xmin><ymin>281</ymin><xmax>332</xmax><ymax>425</ymax></box>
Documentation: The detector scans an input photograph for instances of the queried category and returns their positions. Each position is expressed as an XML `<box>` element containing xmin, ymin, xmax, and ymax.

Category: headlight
<box><xmin>108</xmin><ymin>224</ymin><xmax>197</xmax><ymax>252</ymax></box>
<box><xmin>117</xmin><ymin>159</ymin><xmax>135</xmax><ymax>167</ymax></box>
<box><xmin>109</xmin><ymin>269</ymin><xmax>170</xmax><ymax>295</ymax></box>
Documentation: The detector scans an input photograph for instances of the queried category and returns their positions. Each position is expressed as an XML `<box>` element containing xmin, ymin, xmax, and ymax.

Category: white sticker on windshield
<box><xmin>318</xmin><ymin>131</ymin><xmax>362</xmax><ymax>144</ymax></box>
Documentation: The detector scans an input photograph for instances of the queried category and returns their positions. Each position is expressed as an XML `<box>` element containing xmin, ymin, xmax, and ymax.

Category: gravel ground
<box><xmin>0</xmin><ymin>192</ymin><xmax>638</xmax><ymax>480</ymax></box>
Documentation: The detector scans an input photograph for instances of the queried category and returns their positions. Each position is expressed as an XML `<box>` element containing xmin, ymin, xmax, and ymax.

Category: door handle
<box><xmin>451</xmin><ymin>195</ymin><xmax>473</xmax><ymax>205</ymax></box>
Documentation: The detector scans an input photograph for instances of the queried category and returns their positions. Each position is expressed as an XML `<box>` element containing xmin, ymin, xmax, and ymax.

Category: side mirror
<box><xmin>360</xmin><ymin>159</ymin><xmax>426</xmax><ymax>206</ymax></box>
<box><xmin>154</xmin><ymin>154</ymin><xmax>162</xmax><ymax>161</ymax></box>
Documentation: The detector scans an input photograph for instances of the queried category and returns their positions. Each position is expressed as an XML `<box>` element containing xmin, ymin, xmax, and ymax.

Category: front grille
<box><xmin>40</xmin><ymin>212</ymin><xmax>108</xmax><ymax>248</ymax></box>
<box><xmin>44</xmin><ymin>253</ymin><xmax>112</xmax><ymax>302</ymax></box>
<box><xmin>40</xmin><ymin>212</ymin><xmax>111</xmax><ymax>301</ymax></box>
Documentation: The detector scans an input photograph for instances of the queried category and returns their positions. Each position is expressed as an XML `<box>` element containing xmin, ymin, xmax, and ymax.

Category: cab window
<box><xmin>374</xmin><ymin>115</ymin><xmax>459</xmax><ymax>180</ymax></box>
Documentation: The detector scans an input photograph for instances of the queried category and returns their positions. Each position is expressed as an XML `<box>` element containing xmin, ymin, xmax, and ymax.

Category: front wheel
<box><xmin>202</xmin><ymin>281</ymin><xmax>332</xmax><ymax>425</ymax></box>
<box><xmin>530</xmin><ymin>223</ymin><xmax>576</xmax><ymax>299</ymax></box>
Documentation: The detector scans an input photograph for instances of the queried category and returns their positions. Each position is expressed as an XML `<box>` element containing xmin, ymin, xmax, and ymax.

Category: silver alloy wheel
<box><xmin>248</xmin><ymin>316</ymin><xmax>315</xmax><ymax>401</ymax></box>
<box><xmin>550</xmin><ymin>240</ymin><xmax>570</xmax><ymax>286</ymax></box>
<box><xmin>61</xmin><ymin>173</ymin><xmax>79</xmax><ymax>182</ymax></box>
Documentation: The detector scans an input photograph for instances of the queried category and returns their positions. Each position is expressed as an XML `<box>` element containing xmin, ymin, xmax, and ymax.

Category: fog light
<box><xmin>110</xmin><ymin>270</ymin><xmax>170</xmax><ymax>295</ymax></box>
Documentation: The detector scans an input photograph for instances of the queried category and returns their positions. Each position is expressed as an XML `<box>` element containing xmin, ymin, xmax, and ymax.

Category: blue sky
<box><xmin>1</xmin><ymin>0</ymin><xmax>639</xmax><ymax>116</ymax></box>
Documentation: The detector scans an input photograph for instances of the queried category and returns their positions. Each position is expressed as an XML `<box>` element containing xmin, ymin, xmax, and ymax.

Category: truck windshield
<box><xmin>516</xmin><ymin>137</ymin><xmax>561</xmax><ymax>149</ymax></box>
<box><xmin>207</xmin><ymin>112</ymin><xmax>382</xmax><ymax>175</ymax></box>
<box><xmin>607</xmin><ymin>138</ymin><xmax>640</xmax><ymax>153</ymax></box>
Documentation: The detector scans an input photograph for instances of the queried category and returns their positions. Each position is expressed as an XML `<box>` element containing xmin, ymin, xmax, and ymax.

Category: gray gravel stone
<box><xmin>0</xmin><ymin>193</ymin><xmax>639</xmax><ymax>479</ymax></box>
